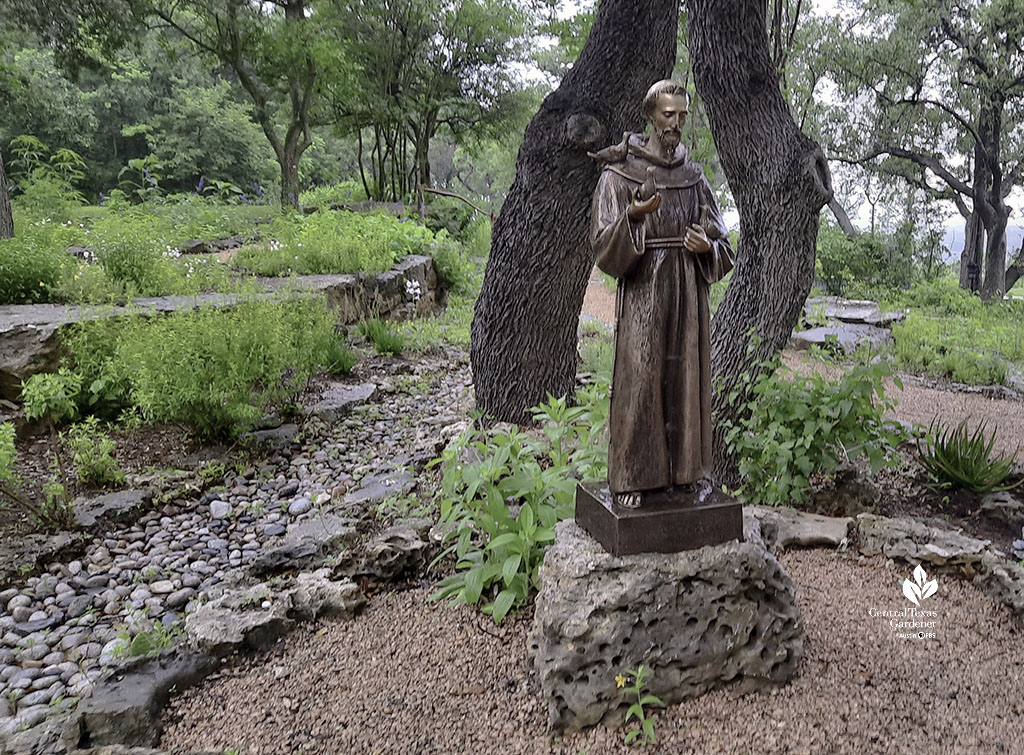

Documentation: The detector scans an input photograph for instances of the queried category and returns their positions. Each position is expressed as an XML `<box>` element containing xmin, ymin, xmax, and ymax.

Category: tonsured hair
<box><xmin>642</xmin><ymin>79</ymin><xmax>689</xmax><ymax>119</ymax></box>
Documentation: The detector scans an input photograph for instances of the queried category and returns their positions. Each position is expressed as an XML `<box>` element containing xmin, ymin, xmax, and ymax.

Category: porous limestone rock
<box><xmin>289</xmin><ymin>569</ymin><xmax>365</xmax><ymax>620</ymax></box>
<box><xmin>528</xmin><ymin>519</ymin><xmax>803</xmax><ymax>731</ymax></box>
<box><xmin>980</xmin><ymin>492</ymin><xmax>1024</xmax><ymax>530</ymax></box>
<box><xmin>184</xmin><ymin>584</ymin><xmax>293</xmax><ymax>657</ymax></box>
<box><xmin>747</xmin><ymin>506</ymin><xmax>852</xmax><ymax>551</ymax></box>
<box><xmin>856</xmin><ymin>514</ymin><xmax>990</xmax><ymax>566</ymax></box>
<box><xmin>975</xmin><ymin>551</ymin><xmax>1024</xmax><ymax>618</ymax></box>
<box><xmin>335</xmin><ymin>521</ymin><xmax>432</xmax><ymax>581</ymax></box>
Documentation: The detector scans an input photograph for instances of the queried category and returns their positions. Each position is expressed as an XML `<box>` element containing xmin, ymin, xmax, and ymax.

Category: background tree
<box><xmin>817</xmin><ymin>0</ymin><xmax>1024</xmax><ymax>297</ymax></box>
<box><xmin>0</xmin><ymin>144</ymin><xmax>11</xmax><ymax>238</ymax></box>
<box><xmin>470</xmin><ymin>0</ymin><xmax>680</xmax><ymax>423</ymax></box>
<box><xmin>329</xmin><ymin>0</ymin><xmax>529</xmax><ymax>201</ymax></box>
<box><xmin>146</xmin><ymin>0</ymin><xmax>352</xmax><ymax>208</ymax></box>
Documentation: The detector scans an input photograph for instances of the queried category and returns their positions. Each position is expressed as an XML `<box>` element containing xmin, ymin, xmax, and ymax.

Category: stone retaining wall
<box><xmin>0</xmin><ymin>255</ymin><xmax>442</xmax><ymax>401</ymax></box>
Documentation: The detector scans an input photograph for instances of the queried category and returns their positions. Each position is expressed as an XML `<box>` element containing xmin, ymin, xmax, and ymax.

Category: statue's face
<box><xmin>649</xmin><ymin>93</ymin><xmax>688</xmax><ymax>150</ymax></box>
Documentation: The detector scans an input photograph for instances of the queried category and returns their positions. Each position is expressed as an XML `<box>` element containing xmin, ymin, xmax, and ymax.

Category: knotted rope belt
<box><xmin>645</xmin><ymin>237</ymin><xmax>689</xmax><ymax>248</ymax></box>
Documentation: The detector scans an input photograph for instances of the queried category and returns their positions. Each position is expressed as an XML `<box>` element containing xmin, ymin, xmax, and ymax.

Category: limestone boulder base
<box><xmin>529</xmin><ymin>519</ymin><xmax>803</xmax><ymax>731</ymax></box>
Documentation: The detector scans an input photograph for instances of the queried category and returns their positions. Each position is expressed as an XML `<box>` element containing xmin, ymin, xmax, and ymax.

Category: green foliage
<box><xmin>0</xmin><ymin>218</ymin><xmax>80</xmax><ymax>303</ymax></box>
<box><xmin>722</xmin><ymin>356</ymin><xmax>903</xmax><ymax>507</ymax></box>
<box><xmin>105</xmin><ymin>297</ymin><xmax>337</xmax><ymax>437</ymax></box>
<box><xmin>8</xmin><ymin>135</ymin><xmax>86</xmax><ymax>212</ymax></box>
<box><xmin>578</xmin><ymin>327</ymin><xmax>614</xmax><ymax>382</ymax></box>
<box><xmin>64</xmin><ymin>416</ymin><xmax>124</xmax><ymax>486</ymax></box>
<box><xmin>619</xmin><ymin>665</ymin><xmax>664</xmax><ymax>747</ymax></box>
<box><xmin>0</xmin><ymin>422</ymin><xmax>73</xmax><ymax>528</ymax></box>
<box><xmin>323</xmin><ymin>337</ymin><xmax>358</xmax><ymax>376</ymax></box>
<box><xmin>21</xmin><ymin>369</ymin><xmax>81</xmax><ymax>424</ymax></box>
<box><xmin>889</xmin><ymin>282</ymin><xmax>1024</xmax><ymax>386</ymax></box>
<box><xmin>431</xmin><ymin>385</ymin><xmax>609</xmax><ymax>621</ymax></box>
<box><xmin>816</xmin><ymin>225</ymin><xmax>913</xmax><ymax>296</ymax></box>
<box><xmin>299</xmin><ymin>180</ymin><xmax>367</xmax><ymax>208</ymax></box>
<box><xmin>52</xmin><ymin>296</ymin><xmax>340</xmax><ymax>437</ymax></box>
<box><xmin>897</xmin><ymin>276</ymin><xmax>983</xmax><ymax>317</ymax></box>
<box><xmin>115</xmin><ymin>619</ymin><xmax>183</xmax><ymax>659</ymax></box>
<box><xmin>236</xmin><ymin>211</ymin><xmax>432</xmax><ymax>276</ymax></box>
<box><xmin>429</xmin><ymin>232</ymin><xmax>476</xmax><ymax>296</ymax></box>
<box><xmin>357</xmin><ymin>318</ymin><xmax>406</xmax><ymax>356</ymax></box>
<box><xmin>916</xmin><ymin>419</ymin><xmax>1021</xmax><ymax>494</ymax></box>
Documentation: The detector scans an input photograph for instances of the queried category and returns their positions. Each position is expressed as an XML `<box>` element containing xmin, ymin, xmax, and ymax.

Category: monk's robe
<box><xmin>590</xmin><ymin>134</ymin><xmax>735</xmax><ymax>494</ymax></box>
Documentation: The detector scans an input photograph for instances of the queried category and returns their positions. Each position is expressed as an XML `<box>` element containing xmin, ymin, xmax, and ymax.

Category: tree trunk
<box><xmin>0</xmin><ymin>144</ymin><xmax>12</xmax><ymax>239</ymax></box>
<box><xmin>687</xmin><ymin>0</ymin><xmax>833</xmax><ymax>483</ymax></box>
<box><xmin>981</xmin><ymin>205</ymin><xmax>1009</xmax><ymax>299</ymax></box>
<box><xmin>470</xmin><ymin>0</ymin><xmax>680</xmax><ymax>422</ymax></box>
<box><xmin>959</xmin><ymin>211</ymin><xmax>984</xmax><ymax>291</ymax></box>
<box><xmin>1006</xmin><ymin>242</ymin><xmax>1023</xmax><ymax>293</ymax></box>
<box><xmin>280</xmin><ymin>146</ymin><xmax>302</xmax><ymax>209</ymax></box>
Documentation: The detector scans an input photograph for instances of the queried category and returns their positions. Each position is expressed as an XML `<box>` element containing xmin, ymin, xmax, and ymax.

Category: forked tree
<box><xmin>472</xmin><ymin>0</ymin><xmax>832</xmax><ymax>481</ymax></box>
<box><xmin>471</xmin><ymin>0</ymin><xmax>680</xmax><ymax>424</ymax></box>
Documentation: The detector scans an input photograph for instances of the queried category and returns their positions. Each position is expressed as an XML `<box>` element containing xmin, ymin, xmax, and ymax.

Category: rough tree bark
<box><xmin>686</xmin><ymin>0</ymin><xmax>833</xmax><ymax>482</ymax></box>
<box><xmin>959</xmin><ymin>211</ymin><xmax>985</xmax><ymax>291</ymax></box>
<box><xmin>470</xmin><ymin>0</ymin><xmax>680</xmax><ymax>422</ymax></box>
<box><xmin>0</xmin><ymin>144</ymin><xmax>12</xmax><ymax>239</ymax></box>
<box><xmin>1006</xmin><ymin>242</ymin><xmax>1023</xmax><ymax>293</ymax></box>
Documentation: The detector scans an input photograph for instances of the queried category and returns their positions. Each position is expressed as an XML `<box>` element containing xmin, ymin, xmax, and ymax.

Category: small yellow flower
<box><xmin>615</xmin><ymin>674</ymin><xmax>626</xmax><ymax>688</ymax></box>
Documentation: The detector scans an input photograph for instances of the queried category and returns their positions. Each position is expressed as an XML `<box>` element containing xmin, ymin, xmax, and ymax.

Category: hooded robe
<box><xmin>590</xmin><ymin>134</ymin><xmax>734</xmax><ymax>494</ymax></box>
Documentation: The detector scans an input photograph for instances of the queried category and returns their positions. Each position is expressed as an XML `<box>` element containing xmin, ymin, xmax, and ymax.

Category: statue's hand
<box><xmin>684</xmin><ymin>223</ymin><xmax>712</xmax><ymax>253</ymax></box>
<box><xmin>627</xmin><ymin>193</ymin><xmax>661</xmax><ymax>222</ymax></box>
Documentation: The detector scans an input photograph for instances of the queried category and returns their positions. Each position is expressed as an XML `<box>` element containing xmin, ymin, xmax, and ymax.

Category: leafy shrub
<box><xmin>431</xmin><ymin>385</ymin><xmax>609</xmax><ymax>621</ymax></box>
<box><xmin>358</xmin><ymin>318</ymin><xmax>406</xmax><ymax>356</ymax></box>
<box><xmin>898</xmin><ymin>276</ymin><xmax>982</xmax><ymax>317</ymax></box>
<box><xmin>108</xmin><ymin>297</ymin><xmax>336</xmax><ymax>437</ymax></box>
<box><xmin>237</xmin><ymin>211</ymin><xmax>433</xmax><ymax>276</ymax></box>
<box><xmin>0</xmin><ymin>219</ymin><xmax>85</xmax><ymax>304</ymax></box>
<box><xmin>891</xmin><ymin>311</ymin><xmax>1019</xmax><ymax>386</ymax></box>
<box><xmin>916</xmin><ymin>419</ymin><xmax>1021</xmax><ymax>494</ymax></box>
<box><xmin>816</xmin><ymin>224</ymin><xmax>914</xmax><ymax>296</ymax></box>
<box><xmin>21</xmin><ymin>369</ymin><xmax>82</xmax><ymax>424</ymax></box>
<box><xmin>299</xmin><ymin>180</ymin><xmax>367</xmax><ymax>208</ymax></box>
<box><xmin>721</xmin><ymin>357</ymin><xmax>904</xmax><ymax>507</ymax></box>
<box><xmin>429</xmin><ymin>233</ymin><xmax>476</xmax><ymax>296</ymax></box>
<box><xmin>65</xmin><ymin>417</ymin><xmax>125</xmax><ymax>486</ymax></box>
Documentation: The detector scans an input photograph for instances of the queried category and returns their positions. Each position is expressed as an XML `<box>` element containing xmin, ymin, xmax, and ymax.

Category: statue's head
<box><xmin>642</xmin><ymin>79</ymin><xmax>688</xmax><ymax>152</ymax></box>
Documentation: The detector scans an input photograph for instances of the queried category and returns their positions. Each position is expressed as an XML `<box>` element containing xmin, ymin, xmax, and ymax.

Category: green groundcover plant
<box><xmin>30</xmin><ymin>295</ymin><xmax>344</xmax><ymax>438</ymax></box>
<box><xmin>431</xmin><ymin>384</ymin><xmax>609</xmax><ymax>622</ymax></box>
<box><xmin>721</xmin><ymin>354</ymin><xmax>904</xmax><ymax>508</ymax></box>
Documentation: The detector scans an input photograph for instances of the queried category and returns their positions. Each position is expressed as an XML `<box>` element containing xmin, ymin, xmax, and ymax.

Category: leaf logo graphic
<box><xmin>902</xmin><ymin>564</ymin><xmax>938</xmax><ymax>606</ymax></box>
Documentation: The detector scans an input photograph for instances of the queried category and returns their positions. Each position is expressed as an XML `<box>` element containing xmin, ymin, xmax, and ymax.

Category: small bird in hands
<box><xmin>628</xmin><ymin>166</ymin><xmax>661</xmax><ymax>222</ymax></box>
<box><xmin>699</xmin><ymin>203</ymin><xmax>722</xmax><ymax>240</ymax></box>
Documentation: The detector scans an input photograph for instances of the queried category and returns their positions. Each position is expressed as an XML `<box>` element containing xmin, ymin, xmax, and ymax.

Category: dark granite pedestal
<box><xmin>575</xmin><ymin>482</ymin><xmax>744</xmax><ymax>556</ymax></box>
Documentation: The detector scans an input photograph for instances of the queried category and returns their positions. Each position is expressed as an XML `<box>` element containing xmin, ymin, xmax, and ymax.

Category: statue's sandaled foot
<box><xmin>616</xmin><ymin>491</ymin><xmax>643</xmax><ymax>509</ymax></box>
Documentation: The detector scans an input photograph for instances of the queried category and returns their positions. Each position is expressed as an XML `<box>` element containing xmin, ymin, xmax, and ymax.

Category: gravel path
<box><xmin>162</xmin><ymin>550</ymin><xmax>1024</xmax><ymax>754</ymax></box>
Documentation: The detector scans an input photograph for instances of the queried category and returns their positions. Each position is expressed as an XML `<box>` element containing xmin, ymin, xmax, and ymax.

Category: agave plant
<box><xmin>916</xmin><ymin>418</ymin><xmax>1022</xmax><ymax>494</ymax></box>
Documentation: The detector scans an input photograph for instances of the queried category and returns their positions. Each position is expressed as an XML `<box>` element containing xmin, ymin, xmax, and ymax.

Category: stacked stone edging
<box><xmin>0</xmin><ymin>255</ymin><xmax>441</xmax><ymax>401</ymax></box>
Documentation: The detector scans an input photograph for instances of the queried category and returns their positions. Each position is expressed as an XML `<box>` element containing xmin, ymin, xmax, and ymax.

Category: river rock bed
<box><xmin>0</xmin><ymin>347</ymin><xmax>472</xmax><ymax>742</ymax></box>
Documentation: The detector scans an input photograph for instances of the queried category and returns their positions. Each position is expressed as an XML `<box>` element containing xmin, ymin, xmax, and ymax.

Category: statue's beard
<box><xmin>654</xmin><ymin>127</ymin><xmax>681</xmax><ymax>152</ymax></box>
